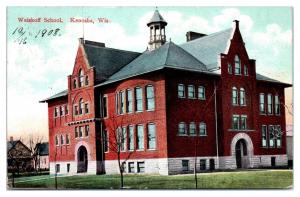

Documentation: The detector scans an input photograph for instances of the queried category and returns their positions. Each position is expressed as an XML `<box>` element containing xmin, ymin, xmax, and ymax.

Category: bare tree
<box><xmin>105</xmin><ymin>115</ymin><xmax>134</xmax><ymax>189</ymax></box>
<box><xmin>25</xmin><ymin>134</ymin><xmax>44</xmax><ymax>174</ymax></box>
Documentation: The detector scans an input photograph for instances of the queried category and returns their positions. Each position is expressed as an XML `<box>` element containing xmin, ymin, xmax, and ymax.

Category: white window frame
<box><xmin>267</xmin><ymin>94</ymin><xmax>273</xmax><ymax>115</ymax></box>
<box><xmin>178</xmin><ymin>84</ymin><xmax>185</xmax><ymax>98</ymax></box>
<box><xmin>234</xmin><ymin>55</ymin><xmax>241</xmax><ymax>75</ymax></box>
<box><xmin>199</xmin><ymin>122</ymin><xmax>207</xmax><ymax>136</ymax></box>
<box><xmin>178</xmin><ymin>122</ymin><xmax>187</xmax><ymax>136</ymax></box>
<box><xmin>275</xmin><ymin>95</ymin><xmax>280</xmax><ymax>115</ymax></box>
<box><xmin>241</xmin><ymin>115</ymin><xmax>247</xmax><ymax>130</ymax></box>
<box><xmin>188</xmin><ymin>85</ymin><xmax>195</xmax><ymax>99</ymax></box>
<box><xmin>147</xmin><ymin>123</ymin><xmax>156</xmax><ymax>150</ymax></box>
<box><xmin>146</xmin><ymin>85</ymin><xmax>155</xmax><ymax>111</ymax></box>
<box><xmin>198</xmin><ymin>86</ymin><xmax>205</xmax><ymax>100</ymax></box>
<box><xmin>232</xmin><ymin>87</ymin><xmax>238</xmax><ymax>105</ymax></box>
<box><xmin>232</xmin><ymin>115</ymin><xmax>240</xmax><ymax>130</ymax></box>
<box><xmin>259</xmin><ymin>93</ymin><xmax>265</xmax><ymax>114</ymax></box>
<box><xmin>261</xmin><ymin>125</ymin><xmax>267</xmax><ymax>147</ymax></box>
<box><xmin>137</xmin><ymin>124</ymin><xmax>144</xmax><ymax>150</ymax></box>
<box><xmin>189</xmin><ymin>122</ymin><xmax>196</xmax><ymax>136</ymax></box>
<box><xmin>240</xmin><ymin>88</ymin><xmax>246</xmax><ymax>106</ymax></box>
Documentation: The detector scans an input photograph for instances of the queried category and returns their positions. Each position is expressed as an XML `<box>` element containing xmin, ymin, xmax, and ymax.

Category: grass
<box><xmin>10</xmin><ymin>170</ymin><xmax>293</xmax><ymax>189</ymax></box>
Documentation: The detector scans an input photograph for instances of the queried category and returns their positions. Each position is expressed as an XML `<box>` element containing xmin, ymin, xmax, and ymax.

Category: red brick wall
<box><xmin>100</xmin><ymin>71</ymin><xmax>168</xmax><ymax>160</ymax></box>
<box><xmin>165</xmin><ymin>70</ymin><xmax>219</xmax><ymax>158</ymax></box>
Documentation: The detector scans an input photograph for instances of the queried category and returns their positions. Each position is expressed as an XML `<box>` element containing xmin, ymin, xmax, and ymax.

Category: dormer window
<box><xmin>79</xmin><ymin>69</ymin><xmax>84</xmax><ymax>87</ymax></box>
<box><xmin>234</xmin><ymin>55</ymin><xmax>241</xmax><ymax>75</ymax></box>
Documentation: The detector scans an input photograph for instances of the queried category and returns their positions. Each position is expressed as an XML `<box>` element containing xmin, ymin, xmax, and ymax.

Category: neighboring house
<box><xmin>41</xmin><ymin>10</ymin><xmax>292</xmax><ymax>175</ymax></box>
<box><xmin>7</xmin><ymin>137</ymin><xmax>33</xmax><ymax>173</ymax></box>
<box><xmin>35</xmin><ymin>142</ymin><xmax>49</xmax><ymax>170</ymax></box>
<box><xmin>286</xmin><ymin>125</ymin><xmax>293</xmax><ymax>168</ymax></box>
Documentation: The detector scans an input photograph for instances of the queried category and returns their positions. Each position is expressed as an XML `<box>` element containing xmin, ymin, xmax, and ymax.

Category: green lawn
<box><xmin>10</xmin><ymin>170</ymin><xmax>293</xmax><ymax>189</ymax></box>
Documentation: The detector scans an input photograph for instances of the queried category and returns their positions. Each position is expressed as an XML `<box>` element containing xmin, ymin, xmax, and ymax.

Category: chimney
<box><xmin>186</xmin><ymin>31</ymin><xmax>207</xmax><ymax>42</ymax></box>
<box><xmin>10</xmin><ymin>136</ymin><xmax>13</xmax><ymax>142</ymax></box>
<box><xmin>79</xmin><ymin>37</ymin><xmax>84</xmax><ymax>44</ymax></box>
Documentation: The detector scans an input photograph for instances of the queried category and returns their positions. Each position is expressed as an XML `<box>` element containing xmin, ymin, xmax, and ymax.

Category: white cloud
<box><xmin>7</xmin><ymin>8</ymin><xmax>292</xmax><ymax>138</ymax></box>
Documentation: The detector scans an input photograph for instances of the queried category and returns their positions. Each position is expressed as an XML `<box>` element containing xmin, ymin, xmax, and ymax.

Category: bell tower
<box><xmin>147</xmin><ymin>9</ymin><xmax>167</xmax><ymax>51</ymax></box>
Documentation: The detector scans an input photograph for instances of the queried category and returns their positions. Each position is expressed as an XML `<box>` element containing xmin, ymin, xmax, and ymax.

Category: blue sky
<box><xmin>6</xmin><ymin>7</ymin><xmax>293</xmax><ymax>139</ymax></box>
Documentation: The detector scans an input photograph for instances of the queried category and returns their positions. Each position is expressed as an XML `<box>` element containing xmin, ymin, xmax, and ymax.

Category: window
<box><xmin>60</xmin><ymin>135</ymin><xmax>63</xmax><ymax>145</ymax></box>
<box><xmin>244</xmin><ymin>65</ymin><xmax>248</xmax><ymax>76</ymax></box>
<box><xmin>147</xmin><ymin>123</ymin><xmax>156</xmax><ymax>149</ymax></box>
<box><xmin>85</xmin><ymin>125</ymin><xmax>89</xmax><ymax>137</ymax></box>
<box><xmin>65</xmin><ymin>105</ymin><xmax>68</xmax><ymax>115</ymax></box>
<box><xmin>85</xmin><ymin>76</ymin><xmax>89</xmax><ymax>86</ymax></box>
<box><xmin>102</xmin><ymin>96</ymin><xmax>108</xmax><ymax>118</ymax></box>
<box><xmin>55</xmin><ymin>135</ymin><xmax>59</xmax><ymax>146</ymax></box>
<box><xmin>79</xmin><ymin>69</ymin><xmax>84</xmax><ymax>87</ymax></box>
<box><xmin>232</xmin><ymin>115</ymin><xmax>239</xmax><ymax>130</ymax></box>
<box><xmin>199</xmin><ymin>122</ymin><xmax>207</xmax><ymax>136</ymax></box>
<box><xmin>115</xmin><ymin>93</ymin><xmax>119</xmax><ymax>114</ymax></box>
<box><xmin>262</xmin><ymin>125</ymin><xmax>267</xmax><ymax>147</ymax></box>
<box><xmin>120</xmin><ymin>127</ymin><xmax>126</xmax><ymax>151</ymax></box>
<box><xmin>234</xmin><ymin>55</ymin><xmax>241</xmax><ymax>75</ymax></box>
<box><xmin>269</xmin><ymin>125</ymin><xmax>275</xmax><ymax>147</ymax></box>
<box><xmin>126</xmin><ymin>89</ymin><xmax>133</xmax><ymax>113</ymax></box>
<box><xmin>189</xmin><ymin>122</ymin><xmax>196</xmax><ymax>136</ymax></box>
<box><xmin>67</xmin><ymin>163</ymin><xmax>70</xmax><ymax>173</ymax></box>
<box><xmin>104</xmin><ymin>130</ymin><xmax>109</xmax><ymax>152</ymax></box>
<box><xmin>200</xmin><ymin>159</ymin><xmax>206</xmax><ymax>170</ymax></box>
<box><xmin>198</xmin><ymin>86</ymin><xmax>205</xmax><ymax>100</ymax></box>
<box><xmin>228</xmin><ymin>63</ymin><xmax>232</xmax><ymax>74</ymax></box>
<box><xmin>55</xmin><ymin>164</ymin><xmax>60</xmax><ymax>173</ymax></box>
<box><xmin>128</xmin><ymin>125</ymin><xmax>134</xmax><ymax>151</ymax></box>
<box><xmin>178</xmin><ymin>122</ymin><xmax>187</xmax><ymax>135</ymax></box>
<box><xmin>75</xmin><ymin>127</ymin><xmax>78</xmax><ymax>138</ymax></box>
<box><xmin>66</xmin><ymin>134</ymin><xmax>70</xmax><ymax>145</ymax></box>
<box><xmin>275</xmin><ymin>125</ymin><xmax>282</xmax><ymax>148</ymax></box>
<box><xmin>137</xmin><ymin>125</ymin><xmax>144</xmax><ymax>150</ymax></box>
<box><xmin>74</xmin><ymin>106</ymin><xmax>78</xmax><ymax>115</ymax></box>
<box><xmin>79</xmin><ymin>99</ymin><xmax>84</xmax><ymax>115</ymax></box>
<box><xmin>188</xmin><ymin>85</ymin><xmax>195</xmax><ymax>98</ymax></box>
<box><xmin>73</xmin><ymin>79</ymin><xmax>77</xmax><ymax>89</ymax></box>
<box><xmin>137</xmin><ymin>162</ymin><xmax>145</xmax><ymax>173</ymax></box>
<box><xmin>54</xmin><ymin>107</ymin><xmax>59</xmax><ymax>117</ymax></box>
<box><xmin>178</xmin><ymin>84</ymin><xmax>185</xmax><ymax>98</ymax></box>
<box><xmin>146</xmin><ymin>85</ymin><xmax>155</xmax><ymax>110</ymax></box>
<box><xmin>135</xmin><ymin>87</ymin><xmax>143</xmax><ymax>112</ymax></box>
<box><xmin>232</xmin><ymin>87</ymin><xmax>238</xmax><ymax>105</ymax></box>
<box><xmin>275</xmin><ymin>95</ymin><xmax>280</xmax><ymax>115</ymax></box>
<box><xmin>60</xmin><ymin>106</ymin><xmax>64</xmax><ymax>116</ymax></box>
<box><xmin>85</xmin><ymin>103</ymin><xmax>89</xmax><ymax>114</ymax></box>
<box><xmin>240</xmin><ymin>88</ymin><xmax>246</xmax><ymax>106</ymax></box>
<box><xmin>128</xmin><ymin>162</ymin><xmax>135</xmax><ymax>173</ymax></box>
<box><xmin>79</xmin><ymin>126</ymin><xmax>83</xmax><ymax>137</ymax></box>
<box><xmin>182</xmin><ymin>160</ymin><xmax>189</xmax><ymax>172</ymax></box>
<box><xmin>267</xmin><ymin>94</ymin><xmax>273</xmax><ymax>114</ymax></box>
<box><xmin>120</xmin><ymin>91</ymin><xmax>125</xmax><ymax>114</ymax></box>
<box><xmin>241</xmin><ymin>115</ymin><xmax>247</xmax><ymax>130</ymax></box>
<box><xmin>121</xmin><ymin>162</ymin><xmax>126</xmax><ymax>173</ymax></box>
<box><xmin>259</xmin><ymin>93</ymin><xmax>265</xmax><ymax>114</ymax></box>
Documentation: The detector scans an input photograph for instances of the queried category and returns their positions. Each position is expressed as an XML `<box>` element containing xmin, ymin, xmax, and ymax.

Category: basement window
<box><xmin>182</xmin><ymin>160</ymin><xmax>189</xmax><ymax>172</ymax></box>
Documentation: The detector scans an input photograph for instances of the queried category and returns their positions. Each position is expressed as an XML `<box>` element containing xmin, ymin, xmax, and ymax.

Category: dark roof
<box><xmin>180</xmin><ymin>28</ymin><xmax>233</xmax><ymax>70</ymax></box>
<box><xmin>83</xmin><ymin>42</ymin><xmax>140</xmax><ymax>81</ymax></box>
<box><xmin>147</xmin><ymin>10</ymin><xmax>167</xmax><ymax>26</ymax></box>
<box><xmin>39</xmin><ymin>89</ymin><xmax>68</xmax><ymax>103</ymax></box>
<box><xmin>256</xmin><ymin>73</ymin><xmax>291</xmax><ymax>86</ymax></box>
<box><xmin>97</xmin><ymin>41</ymin><xmax>208</xmax><ymax>86</ymax></box>
<box><xmin>35</xmin><ymin>142</ymin><xmax>49</xmax><ymax>156</ymax></box>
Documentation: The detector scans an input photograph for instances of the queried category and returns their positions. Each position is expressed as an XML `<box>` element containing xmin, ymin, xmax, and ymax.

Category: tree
<box><xmin>25</xmin><ymin>134</ymin><xmax>44</xmax><ymax>174</ymax></box>
<box><xmin>105</xmin><ymin>115</ymin><xmax>134</xmax><ymax>189</ymax></box>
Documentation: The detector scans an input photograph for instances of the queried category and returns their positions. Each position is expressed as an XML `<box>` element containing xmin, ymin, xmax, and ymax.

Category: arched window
<box><xmin>79</xmin><ymin>98</ymin><xmax>84</xmax><ymax>114</ymax></box>
<box><xmin>79</xmin><ymin>69</ymin><xmax>84</xmax><ymax>87</ymax></box>
<box><xmin>232</xmin><ymin>87</ymin><xmax>238</xmax><ymax>105</ymax></box>
<box><xmin>73</xmin><ymin>79</ymin><xmax>77</xmax><ymax>89</ymax></box>
<box><xmin>135</xmin><ymin>87</ymin><xmax>143</xmax><ymax>112</ymax></box>
<box><xmin>146</xmin><ymin>85</ymin><xmax>155</xmax><ymax>110</ymax></box>
<box><xmin>240</xmin><ymin>88</ymin><xmax>246</xmax><ymax>106</ymax></box>
<box><xmin>85</xmin><ymin>76</ymin><xmax>89</xmax><ymax>86</ymax></box>
<box><xmin>234</xmin><ymin>55</ymin><xmax>241</xmax><ymax>75</ymax></box>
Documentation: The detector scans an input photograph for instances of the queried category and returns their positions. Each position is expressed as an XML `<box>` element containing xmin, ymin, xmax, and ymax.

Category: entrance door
<box><xmin>235</xmin><ymin>139</ymin><xmax>247</xmax><ymax>169</ymax></box>
<box><xmin>77</xmin><ymin>146</ymin><xmax>88</xmax><ymax>173</ymax></box>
